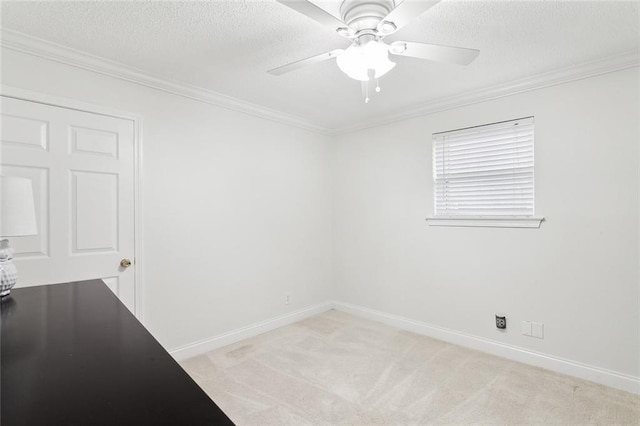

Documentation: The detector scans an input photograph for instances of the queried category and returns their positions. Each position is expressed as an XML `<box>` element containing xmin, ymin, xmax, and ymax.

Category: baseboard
<box><xmin>169</xmin><ymin>299</ymin><xmax>639</xmax><ymax>394</ymax></box>
<box><xmin>332</xmin><ymin>301</ymin><xmax>640</xmax><ymax>395</ymax></box>
<box><xmin>169</xmin><ymin>302</ymin><xmax>333</xmax><ymax>361</ymax></box>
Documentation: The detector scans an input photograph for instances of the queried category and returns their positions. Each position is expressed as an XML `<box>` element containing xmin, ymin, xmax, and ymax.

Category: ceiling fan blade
<box><xmin>275</xmin><ymin>0</ymin><xmax>347</xmax><ymax>31</ymax></box>
<box><xmin>268</xmin><ymin>49</ymin><xmax>344</xmax><ymax>75</ymax></box>
<box><xmin>379</xmin><ymin>0</ymin><xmax>441</xmax><ymax>33</ymax></box>
<box><xmin>390</xmin><ymin>41</ymin><xmax>479</xmax><ymax>66</ymax></box>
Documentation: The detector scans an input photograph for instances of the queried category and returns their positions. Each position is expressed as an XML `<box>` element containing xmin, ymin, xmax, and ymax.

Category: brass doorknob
<box><xmin>120</xmin><ymin>258</ymin><xmax>132</xmax><ymax>268</ymax></box>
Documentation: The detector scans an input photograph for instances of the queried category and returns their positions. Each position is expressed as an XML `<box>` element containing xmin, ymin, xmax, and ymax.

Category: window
<box><xmin>427</xmin><ymin>117</ymin><xmax>543</xmax><ymax>228</ymax></box>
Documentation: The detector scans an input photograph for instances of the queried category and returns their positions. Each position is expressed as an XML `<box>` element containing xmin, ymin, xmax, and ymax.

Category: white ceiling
<box><xmin>1</xmin><ymin>1</ymin><xmax>639</xmax><ymax>130</ymax></box>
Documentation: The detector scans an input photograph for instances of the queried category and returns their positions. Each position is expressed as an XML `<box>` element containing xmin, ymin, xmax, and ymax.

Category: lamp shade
<box><xmin>0</xmin><ymin>176</ymin><xmax>38</xmax><ymax>237</ymax></box>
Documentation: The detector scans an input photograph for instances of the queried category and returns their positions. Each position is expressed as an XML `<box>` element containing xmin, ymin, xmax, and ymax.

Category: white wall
<box><xmin>332</xmin><ymin>67</ymin><xmax>640</xmax><ymax>378</ymax></box>
<box><xmin>3</xmin><ymin>45</ymin><xmax>638</xmax><ymax>385</ymax></box>
<box><xmin>1</xmin><ymin>48</ymin><xmax>333</xmax><ymax>350</ymax></box>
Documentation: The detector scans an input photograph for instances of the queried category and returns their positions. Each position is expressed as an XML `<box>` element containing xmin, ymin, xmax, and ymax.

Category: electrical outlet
<box><xmin>284</xmin><ymin>293</ymin><xmax>291</xmax><ymax>305</ymax></box>
<box><xmin>521</xmin><ymin>320</ymin><xmax>532</xmax><ymax>336</ymax></box>
<box><xmin>495</xmin><ymin>315</ymin><xmax>507</xmax><ymax>330</ymax></box>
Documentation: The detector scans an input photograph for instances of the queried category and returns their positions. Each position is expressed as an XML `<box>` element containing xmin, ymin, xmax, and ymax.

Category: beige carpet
<box><xmin>181</xmin><ymin>310</ymin><xmax>640</xmax><ymax>425</ymax></box>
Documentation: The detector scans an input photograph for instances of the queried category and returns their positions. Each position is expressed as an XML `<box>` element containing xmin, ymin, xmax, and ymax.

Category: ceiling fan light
<box><xmin>363</xmin><ymin>40</ymin><xmax>387</xmax><ymax>66</ymax></box>
<box><xmin>336</xmin><ymin>41</ymin><xmax>397</xmax><ymax>81</ymax></box>
<box><xmin>363</xmin><ymin>41</ymin><xmax>396</xmax><ymax>79</ymax></box>
<box><xmin>344</xmin><ymin>68</ymin><xmax>370</xmax><ymax>81</ymax></box>
<box><xmin>336</xmin><ymin>45</ymin><xmax>369</xmax><ymax>81</ymax></box>
<box><xmin>374</xmin><ymin>59</ymin><xmax>395</xmax><ymax>79</ymax></box>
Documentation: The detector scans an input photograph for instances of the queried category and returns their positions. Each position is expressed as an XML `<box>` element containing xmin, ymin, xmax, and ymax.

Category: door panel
<box><xmin>1</xmin><ymin>114</ymin><xmax>48</xmax><ymax>150</ymax></box>
<box><xmin>71</xmin><ymin>170</ymin><xmax>119</xmax><ymax>253</ymax></box>
<box><xmin>0</xmin><ymin>96</ymin><xmax>136</xmax><ymax>312</ymax></box>
<box><xmin>71</xmin><ymin>126</ymin><xmax>119</xmax><ymax>158</ymax></box>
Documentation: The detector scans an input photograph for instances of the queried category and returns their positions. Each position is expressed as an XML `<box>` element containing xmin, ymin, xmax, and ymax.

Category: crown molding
<box><xmin>0</xmin><ymin>29</ymin><xmax>331</xmax><ymax>135</ymax></box>
<box><xmin>2</xmin><ymin>29</ymin><xmax>638</xmax><ymax>137</ymax></box>
<box><xmin>331</xmin><ymin>50</ymin><xmax>640</xmax><ymax>135</ymax></box>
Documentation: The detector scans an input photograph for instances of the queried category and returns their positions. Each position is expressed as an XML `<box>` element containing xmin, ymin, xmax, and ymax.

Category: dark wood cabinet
<box><xmin>1</xmin><ymin>280</ymin><xmax>234</xmax><ymax>425</ymax></box>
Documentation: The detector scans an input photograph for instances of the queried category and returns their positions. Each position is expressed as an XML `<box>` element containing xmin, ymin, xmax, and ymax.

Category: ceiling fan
<box><xmin>268</xmin><ymin>0</ymin><xmax>479</xmax><ymax>103</ymax></box>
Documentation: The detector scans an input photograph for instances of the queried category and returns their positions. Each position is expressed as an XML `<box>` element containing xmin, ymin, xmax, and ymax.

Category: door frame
<box><xmin>1</xmin><ymin>86</ymin><xmax>145</xmax><ymax>321</ymax></box>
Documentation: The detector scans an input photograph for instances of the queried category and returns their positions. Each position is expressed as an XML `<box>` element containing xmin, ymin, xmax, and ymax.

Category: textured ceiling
<box><xmin>1</xmin><ymin>1</ymin><xmax>639</xmax><ymax>130</ymax></box>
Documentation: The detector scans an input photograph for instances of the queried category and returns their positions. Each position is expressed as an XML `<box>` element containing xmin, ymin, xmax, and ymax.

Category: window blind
<box><xmin>433</xmin><ymin>117</ymin><xmax>534</xmax><ymax>217</ymax></box>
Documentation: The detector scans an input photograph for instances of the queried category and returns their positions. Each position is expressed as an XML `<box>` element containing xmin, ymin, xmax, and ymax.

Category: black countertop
<box><xmin>1</xmin><ymin>279</ymin><xmax>234</xmax><ymax>425</ymax></box>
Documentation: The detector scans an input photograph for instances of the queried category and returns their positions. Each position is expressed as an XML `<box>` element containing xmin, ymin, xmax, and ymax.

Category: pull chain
<box><xmin>362</xmin><ymin>78</ymin><xmax>381</xmax><ymax>103</ymax></box>
<box><xmin>364</xmin><ymin>80</ymin><xmax>370</xmax><ymax>104</ymax></box>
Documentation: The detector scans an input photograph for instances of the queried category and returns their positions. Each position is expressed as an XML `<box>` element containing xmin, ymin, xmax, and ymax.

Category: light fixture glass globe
<box><xmin>336</xmin><ymin>45</ymin><xmax>369</xmax><ymax>81</ymax></box>
<box><xmin>336</xmin><ymin>40</ymin><xmax>396</xmax><ymax>81</ymax></box>
<box><xmin>363</xmin><ymin>41</ymin><xmax>396</xmax><ymax>78</ymax></box>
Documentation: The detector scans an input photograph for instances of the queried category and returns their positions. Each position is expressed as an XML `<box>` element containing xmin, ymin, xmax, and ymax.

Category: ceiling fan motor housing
<box><xmin>340</xmin><ymin>0</ymin><xmax>395</xmax><ymax>35</ymax></box>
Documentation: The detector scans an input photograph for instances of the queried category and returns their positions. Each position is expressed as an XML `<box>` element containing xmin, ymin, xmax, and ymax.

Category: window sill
<box><xmin>426</xmin><ymin>217</ymin><xmax>545</xmax><ymax>229</ymax></box>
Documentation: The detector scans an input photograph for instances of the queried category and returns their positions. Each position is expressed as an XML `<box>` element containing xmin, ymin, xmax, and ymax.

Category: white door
<box><xmin>0</xmin><ymin>96</ymin><xmax>137</xmax><ymax>313</ymax></box>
